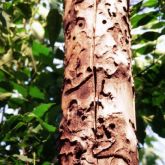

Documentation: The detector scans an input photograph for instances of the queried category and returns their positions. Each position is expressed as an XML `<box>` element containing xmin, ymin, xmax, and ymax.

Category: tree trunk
<box><xmin>59</xmin><ymin>0</ymin><xmax>138</xmax><ymax>164</ymax></box>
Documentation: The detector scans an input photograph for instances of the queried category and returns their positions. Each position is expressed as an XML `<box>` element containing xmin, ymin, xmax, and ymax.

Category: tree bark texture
<box><xmin>59</xmin><ymin>0</ymin><xmax>138</xmax><ymax>164</ymax></box>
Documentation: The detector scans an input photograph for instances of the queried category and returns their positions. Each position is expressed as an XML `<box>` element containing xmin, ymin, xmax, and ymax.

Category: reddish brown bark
<box><xmin>59</xmin><ymin>0</ymin><xmax>138</xmax><ymax>164</ymax></box>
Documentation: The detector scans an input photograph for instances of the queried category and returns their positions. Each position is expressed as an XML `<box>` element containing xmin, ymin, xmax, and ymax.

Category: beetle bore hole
<box><xmin>109</xmin><ymin>123</ymin><xmax>115</xmax><ymax>129</ymax></box>
<box><xmin>126</xmin><ymin>139</ymin><xmax>130</xmax><ymax>144</ymax></box>
<box><xmin>67</xmin><ymin>120</ymin><xmax>71</xmax><ymax>125</ymax></box>
<box><xmin>98</xmin><ymin>117</ymin><xmax>104</xmax><ymax>123</ymax></box>
<box><xmin>79</xmin><ymin>23</ymin><xmax>83</xmax><ymax>27</ymax></box>
<box><xmin>102</xmin><ymin>20</ymin><xmax>107</xmax><ymax>24</ymax></box>
<box><xmin>81</xmin><ymin>116</ymin><xmax>87</xmax><ymax>120</ymax></box>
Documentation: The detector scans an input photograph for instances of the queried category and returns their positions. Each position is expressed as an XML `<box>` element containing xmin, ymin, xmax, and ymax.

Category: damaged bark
<box><xmin>59</xmin><ymin>0</ymin><xmax>138</xmax><ymax>164</ymax></box>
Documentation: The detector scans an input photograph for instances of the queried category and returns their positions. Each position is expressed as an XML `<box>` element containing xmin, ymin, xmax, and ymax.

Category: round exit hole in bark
<box><xmin>67</xmin><ymin>120</ymin><xmax>71</xmax><ymax>125</ymax></box>
<box><xmin>125</xmin><ymin>38</ymin><xmax>129</xmax><ymax>44</ymax></box>
<box><xmin>102</xmin><ymin>20</ymin><xmax>107</xmax><ymax>24</ymax></box>
<box><xmin>76</xmin><ymin>17</ymin><xmax>85</xmax><ymax>28</ymax></box>
<box><xmin>98</xmin><ymin>117</ymin><xmax>104</xmax><ymax>123</ymax></box>
<box><xmin>109</xmin><ymin>123</ymin><xmax>115</xmax><ymax>129</ymax></box>
<box><xmin>123</xmin><ymin>6</ymin><xmax>127</xmax><ymax>12</ymax></box>
<box><xmin>112</xmin><ymin>12</ymin><xmax>116</xmax><ymax>17</ymax></box>
<box><xmin>126</xmin><ymin>139</ymin><xmax>130</xmax><ymax>144</ymax></box>
<box><xmin>87</xmin><ymin>67</ymin><xmax>92</xmax><ymax>72</ymax></box>
<box><xmin>73</xmin><ymin>36</ymin><xmax>76</xmax><ymax>40</ymax></box>
<box><xmin>76</xmin><ymin>150</ymin><xmax>84</xmax><ymax>159</ymax></box>
<box><xmin>78</xmin><ymin>22</ymin><xmax>83</xmax><ymax>27</ymax></box>
<box><xmin>105</xmin><ymin>129</ymin><xmax>111</xmax><ymax>139</ymax></box>
<box><xmin>81</xmin><ymin>116</ymin><xmax>87</xmax><ymax>121</ymax></box>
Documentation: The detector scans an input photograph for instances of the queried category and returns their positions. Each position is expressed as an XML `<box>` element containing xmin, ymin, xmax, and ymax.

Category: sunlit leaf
<box><xmin>13</xmin><ymin>154</ymin><xmax>33</xmax><ymax>163</ymax></box>
<box><xmin>30</xmin><ymin>113</ymin><xmax>56</xmax><ymax>132</ymax></box>
<box><xmin>151</xmin><ymin>21</ymin><xmax>165</xmax><ymax>29</ymax></box>
<box><xmin>32</xmin><ymin>103</ymin><xmax>54</xmax><ymax>118</ymax></box>
<box><xmin>135</xmin><ymin>43</ymin><xmax>154</xmax><ymax>54</ymax></box>
<box><xmin>0</xmin><ymin>49</ymin><xmax>13</xmax><ymax>67</ymax></box>
<box><xmin>143</xmin><ymin>0</ymin><xmax>158</xmax><ymax>8</ymax></box>
<box><xmin>131</xmin><ymin>11</ymin><xmax>158</xmax><ymax>28</ymax></box>
<box><xmin>0</xmin><ymin>92</ymin><xmax>12</xmax><ymax>101</ymax></box>
<box><xmin>131</xmin><ymin>1</ymin><xmax>143</xmax><ymax>17</ymax></box>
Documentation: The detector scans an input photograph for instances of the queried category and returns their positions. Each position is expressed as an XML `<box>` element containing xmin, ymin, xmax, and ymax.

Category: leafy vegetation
<box><xmin>0</xmin><ymin>0</ymin><xmax>164</xmax><ymax>164</ymax></box>
<box><xmin>0</xmin><ymin>0</ymin><xmax>63</xmax><ymax>164</ymax></box>
<box><xmin>131</xmin><ymin>0</ymin><xmax>165</xmax><ymax>163</ymax></box>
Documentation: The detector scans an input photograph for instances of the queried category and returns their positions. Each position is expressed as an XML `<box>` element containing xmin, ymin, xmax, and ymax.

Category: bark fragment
<box><xmin>60</xmin><ymin>0</ymin><xmax>138</xmax><ymax>164</ymax></box>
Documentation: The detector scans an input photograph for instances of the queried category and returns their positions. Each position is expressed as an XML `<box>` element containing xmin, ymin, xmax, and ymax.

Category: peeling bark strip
<box><xmin>60</xmin><ymin>0</ymin><xmax>138</xmax><ymax>164</ymax></box>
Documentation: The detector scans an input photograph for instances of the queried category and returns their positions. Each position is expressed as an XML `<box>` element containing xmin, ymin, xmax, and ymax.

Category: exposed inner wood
<box><xmin>60</xmin><ymin>0</ymin><xmax>138</xmax><ymax>164</ymax></box>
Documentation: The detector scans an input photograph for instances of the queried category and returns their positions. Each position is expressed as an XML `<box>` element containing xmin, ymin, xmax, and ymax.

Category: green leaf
<box><xmin>0</xmin><ymin>46</ymin><xmax>5</xmax><ymax>54</ymax></box>
<box><xmin>13</xmin><ymin>122</ymin><xmax>26</xmax><ymax>131</ymax></box>
<box><xmin>42</xmin><ymin>162</ymin><xmax>51</xmax><ymax>165</ymax></box>
<box><xmin>131</xmin><ymin>11</ymin><xmax>158</xmax><ymax>28</ymax></box>
<box><xmin>151</xmin><ymin>21</ymin><xmax>165</xmax><ymax>29</ymax></box>
<box><xmin>31</xmin><ymin>115</ymin><xmax>56</xmax><ymax>132</ymax></box>
<box><xmin>0</xmin><ymin>39</ymin><xmax>5</xmax><ymax>54</ymax></box>
<box><xmin>141</xmin><ymin>31</ymin><xmax>159</xmax><ymax>41</ymax></box>
<box><xmin>30</xmin><ymin>124</ymin><xmax>43</xmax><ymax>133</ymax></box>
<box><xmin>143</xmin><ymin>0</ymin><xmax>158</xmax><ymax>8</ymax></box>
<box><xmin>41</xmin><ymin>121</ymin><xmax>56</xmax><ymax>132</ymax></box>
<box><xmin>135</xmin><ymin>43</ymin><xmax>154</xmax><ymax>54</ymax></box>
<box><xmin>32</xmin><ymin>40</ymin><xmax>54</xmax><ymax>65</ymax></box>
<box><xmin>13</xmin><ymin>71</ymin><xmax>29</xmax><ymax>81</ymax></box>
<box><xmin>32</xmin><ymin>41</ymin><xmax>50</xmax><ymax>57</ymax></box>
<box><xmin>152</xmin><ymin>91</ymin><xmax>165</xmax><ymax>106</ymax></box>
<box><xmin>8</xmin><ymin>98</ymin><xmax>25</xmax><ymax>108</ymax></box>
<box><xmin>2</xmin><ymin>115</ymin><xmax>23</xmax><ymax>134</ymax></box>
<box><xmin>12</xmin><ymin>83</ymin><xmax>27</xmax><ymax>97</ymax></box>
<box><xmin>131</xmin><ymin>1</ymin><xmax>143</xmax><ymax>17</ymax></box>
<box><xmin>145</xmin><ymin>136</ymin><xmax>156</xmax><ymax>146</ymax></box>
<box><xmin>0</xmin><ymin>70</ymin><xmax>5</xmax><ymax>81</ymax></box>
<box><xmin>32</xmin><ymin>103</ymin><xmax>54</xmax><ymax>118</ymax></box>
<box><xmin>46</xmin><ymin>9</ymin><xmax>62</xmax><ymax>47</ymax></box>
<box><xmin>0</xmin><ymin>87</ymin><xmax>7</xmax><ymax>93</ymax></box>
<box><xmin>29</xmin><ymin>86</ymin><xmax>45</xmax><ymax>100</ymax></box>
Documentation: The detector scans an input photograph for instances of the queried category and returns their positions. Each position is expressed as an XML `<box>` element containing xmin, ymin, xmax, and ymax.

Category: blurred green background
<box><xmin>0</xmin><ymin>0</ymin><xmax>165</xmax><ymax>164</ymax></box>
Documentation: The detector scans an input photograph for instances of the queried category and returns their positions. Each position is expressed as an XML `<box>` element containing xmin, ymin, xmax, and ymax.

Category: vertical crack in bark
<box><xmin>92</xmin><ymin>0</ymin><xmax>99</xmax><ymax>136</ymax></box>
<box><xmin>93</xmin><ymin>66</ymin><xmax>97</xmax><ymax>132</ymax></box>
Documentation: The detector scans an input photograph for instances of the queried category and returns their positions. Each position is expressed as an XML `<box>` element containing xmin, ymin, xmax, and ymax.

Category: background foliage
<box><xmin>0</xmin><ymin>0</ymin><xmax>164</xmax><ymax>164</ymax></box>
